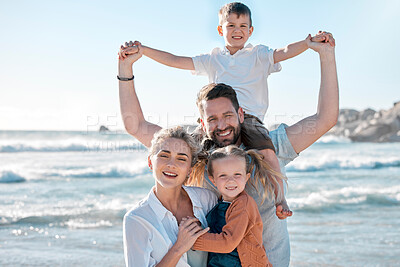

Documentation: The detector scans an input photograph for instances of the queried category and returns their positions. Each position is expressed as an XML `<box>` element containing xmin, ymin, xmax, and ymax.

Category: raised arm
<box><xmin>120</xmin><ymin>41</ymin><xmax>195</xmax><ymax>70</ymax></box>
<box><xmin>274</xmin><ymin>32</ymin><xmax>335</xmax><ymax>64</ymax></box>
<box><xmin>143</xmin><ymin>45</ymin><xmax>195</xmax><ymax>70</ymax></box>
<box><xmin>118</xmin><ymin>45</ymin><xmax>162</xmax><ymax>147</ymax></box>
<box><xmin>286</xmin><ymin>33</ymin><xmax>339</xmax><ymax>154</ymax></box>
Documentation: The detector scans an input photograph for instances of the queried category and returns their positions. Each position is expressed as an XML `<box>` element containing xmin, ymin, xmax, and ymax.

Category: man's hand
<box><xmin>308</xmin><ymin>32</ymin><xmax>336</xmax><ymax>54</ymax></box>
<box><xmin>309</xmin><ymin>31</ymin><xmax>335</xmax><ymax>47</ymax></box>
<box><xmin>118</xmin><ymin>40</ymin><xmax>143</xmax><ymax>66</ymax></box>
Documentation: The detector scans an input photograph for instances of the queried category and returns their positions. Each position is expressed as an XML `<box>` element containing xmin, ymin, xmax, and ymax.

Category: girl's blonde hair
<box><xmin>188</xmin><ymin>145</ymin><xmax>286</xmax><ymax>203</ymax></box>
<box><xmin>149</xmin><ymin>126</ymin><xmax>200</xmax><ymax>167</ymax></box>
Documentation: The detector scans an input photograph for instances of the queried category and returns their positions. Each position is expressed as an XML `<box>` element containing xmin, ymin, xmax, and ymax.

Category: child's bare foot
<box><xmin>275</xmin><ymin>199</ymin><xmax>293</xmax><ymax>220</ymax></box>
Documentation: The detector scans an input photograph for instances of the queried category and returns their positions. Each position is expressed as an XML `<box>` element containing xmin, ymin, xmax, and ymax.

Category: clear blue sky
<box><xmin>1</xmin><ymin>0</ymin><xmax>399</xmax><ymax>130</ymax></box>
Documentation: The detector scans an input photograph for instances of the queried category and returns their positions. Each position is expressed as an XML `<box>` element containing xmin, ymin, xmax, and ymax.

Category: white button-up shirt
<box><xmin>123</xmin><ymin>186</ymin><xmax>218</xmax><ymax>267</ymax></box>
<box><xmin>192</xmin><ymin>44</ymin><xmax>282</xmax><ymax>120</ymax></box>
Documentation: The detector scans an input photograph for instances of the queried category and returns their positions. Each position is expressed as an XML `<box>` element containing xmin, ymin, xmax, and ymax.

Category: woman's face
<box><xmin>149</xmin><ymin>138</ymin><xmax>192</xmax><ymax>189</ymax></box>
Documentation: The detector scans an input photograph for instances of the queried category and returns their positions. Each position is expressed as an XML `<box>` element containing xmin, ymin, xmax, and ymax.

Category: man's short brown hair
<box><xmin>219</xmin><ymin>2</ymin><xmax>252</xmax><ymax>27</ymax></box>
<box><xmin>196</xmin><ymin>83</ymin><xmax>240</xmax><ymax>118</ymax></box>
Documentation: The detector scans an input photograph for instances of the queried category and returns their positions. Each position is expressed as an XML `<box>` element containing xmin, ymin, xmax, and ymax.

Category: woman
<box><xmin>123</xmin><ymin>126</ymin><xmax>217</xmax><ymax>267</ymax></box>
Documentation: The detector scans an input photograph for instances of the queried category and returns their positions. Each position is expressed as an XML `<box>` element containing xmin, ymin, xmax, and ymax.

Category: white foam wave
<box><xmin>287</xmin><ymin>157</ymin><xmax>400</xmax><ymax>172</ymax></box>
<box><xmin>46</xmin><ymin>162</ymin><xmax>148</xmax><ymax>178</ymax></box>
<box><xmin>0</xmin><ymin>138</ymin><xmax>144</xmax><ymax>153</ymax></box>
<box><xmin>64</xmin><ymin>219</ymin><xmax>113</xmax><ymax>229</ymax></box>
<box><xmin>289</xmin><ymin>185</ymin><xmax>400</xmax><ymax>211</ymax></box>
<box><xmin>316</xmin><ymin>135</ymin><xmax>351</xmax><ymax>144</ymax></box>
<box><xmin>0</xmin><ymin>171</ymin><xmax>26</xmax><ymax>183</ymax></box>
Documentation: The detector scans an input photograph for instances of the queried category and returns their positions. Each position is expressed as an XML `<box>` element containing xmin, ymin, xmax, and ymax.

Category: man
<box><xmin>117</xmin><ymin>33</ymin><xmax>338</xmax><ymax>267</ymax></box>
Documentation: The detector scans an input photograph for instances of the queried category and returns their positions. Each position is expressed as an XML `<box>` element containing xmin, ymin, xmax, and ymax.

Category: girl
<box><xmin>123</xmin><ymin>126</ymin><xmax>217</xmax><ymax>267</ymax></box>
<box><xmin>186</xmin><ymin>145</ymin><xmax>285</xmax><ymax>267</ymax></box>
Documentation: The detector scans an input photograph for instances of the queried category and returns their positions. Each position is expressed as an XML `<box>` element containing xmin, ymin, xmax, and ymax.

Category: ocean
<box><xmin>1</xmin><ymin>130</ymin><xmax>399</xmax><ymax>266</ymax></box>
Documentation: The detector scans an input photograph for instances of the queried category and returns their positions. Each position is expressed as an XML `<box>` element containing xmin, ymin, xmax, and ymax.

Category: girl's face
<box><xmin>148</xmin><ymin>138</ymin><xmax>192</xmax><ymax>189</ymax></box>
<box><xmin>210</xmin><ymin>156</ymin><xmax>250</xmax><ymax>202</ymax></box>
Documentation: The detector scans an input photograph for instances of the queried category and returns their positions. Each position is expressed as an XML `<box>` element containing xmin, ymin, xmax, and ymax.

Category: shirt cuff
<box><xmin>270</xmin><ymin>124</ymin><xmax>298</xmax><ymax>170</ymax></box>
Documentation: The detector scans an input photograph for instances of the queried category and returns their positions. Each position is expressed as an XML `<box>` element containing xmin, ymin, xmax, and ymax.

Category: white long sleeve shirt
<box><xmin>123</xmin><ymin>186</ymin><xmax>217</xmax><ymax>267</ymax></box>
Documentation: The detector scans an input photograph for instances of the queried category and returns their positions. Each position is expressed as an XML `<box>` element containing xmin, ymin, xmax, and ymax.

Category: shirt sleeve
<box><xmin>191</xmin><ymin>53</ymin><xmax>212</xmax><ymax>76</ymax></box>
<box><xmin>269</xmin><ymin>124</ymin><xmax>298</xmax><ymax>170</ymax></box>
<box><xmin>192</xmin><ymin>195</ymin><xmax>252</xmax><ymax>253</ymax></box>
<box><xmin>123</xmin><ymin>215</ymin><xmax>157</xmax><ymax>267</ymax></box>
<box><xmin>256</xmin><ymin>45</ymin><xmax>282</xmax><ymax>75</ymax></box>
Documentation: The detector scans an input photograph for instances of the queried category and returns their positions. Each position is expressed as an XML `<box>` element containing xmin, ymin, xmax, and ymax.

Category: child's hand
<box><xmin>119</xmin><ymin>41</ymin><xmax>140</xmax><ymax>60</ymax></box>
<box><xmin>275</xmin><ymin>202</ymin><xmax>293</xmax><ymax>220</ymax></box>
<box><xmin>118</xmin><ymin>40</ymin><xmax>143</xmax><ymax>65</ymax></box>
<box><xmin>310</xmin><ymin>31</ymin><xmax>335</xmax><ymax>47</ymax></box>
<box><xmin>173</xmin><ymin>217</ymin><xmax>209</xmax><ymax>254</ymax></box>
<box><xmin>308</xmin><ymin>32</ymin><xmax>336</xmax><ymax>54</ymax></box>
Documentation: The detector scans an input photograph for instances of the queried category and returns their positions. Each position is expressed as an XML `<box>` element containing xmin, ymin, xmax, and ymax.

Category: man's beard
<box><xmin>211</xmin><ymin>126</ymin><xmax>241</xmax><ymax>148</ymax></box>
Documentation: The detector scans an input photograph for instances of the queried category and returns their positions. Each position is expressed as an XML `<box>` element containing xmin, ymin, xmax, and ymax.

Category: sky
<box><xmin>1</xmin><ymin>0</ymin><xmax>399</xmax><ymax>131</ymax></box>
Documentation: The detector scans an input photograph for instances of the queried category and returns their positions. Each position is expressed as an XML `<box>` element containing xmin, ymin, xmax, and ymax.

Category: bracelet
<box><xmin>117</xmin><ymin>75</ymin><xmax>134</xmax><ymax>81</ymax></box>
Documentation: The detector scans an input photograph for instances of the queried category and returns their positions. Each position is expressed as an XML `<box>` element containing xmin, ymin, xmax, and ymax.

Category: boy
<box><xmin>119</xmin><ymin>2</ymin><xmax>333</xmax><ymax>216</ymax></box>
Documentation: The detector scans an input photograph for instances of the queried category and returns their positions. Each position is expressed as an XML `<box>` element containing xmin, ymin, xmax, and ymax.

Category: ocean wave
<box><xmin>0</xmin><ymin>140</ymin><xmax>145</xmax><ymax>153</ymax></box>
<box><xmin>45</xmin><ymin>164</ymin><xmax>148</xmax><ymax>179</ymax></box>
<box><xmin>1</xmin><ymin>209</ymin><xmax>125</xmax><ymax>229</ymax></box>
<box><xmin>0</xmin><ymin>171</ymin><xmax>26</xmax><ymax>183</ymax></box>
<box><xmin>289</xmin><ymin>185</ymin><xmax>400</xmax><ymax>212</ymax></box>
<box><xmin>287</xmin><ymin>158</ymin><xmax>400</xmax><ymax>172</ymax></box>
<box><xmin>63</xmin><ymin>219</ymin><xmax>113</xmax><ymax>229</ymax></box>
<box><xmin>315</xmin><ymin>135</ymin><xmax>352</xmax><ymax>144</ymax></box>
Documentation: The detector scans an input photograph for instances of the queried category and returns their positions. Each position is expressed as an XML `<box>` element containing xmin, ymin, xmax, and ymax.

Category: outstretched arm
<box><xmin>118</xmin><ymin>45</ymin><xmax>162</xmax><ymax>147</ymax></box>
<box><xmin>120</xmin><ymin>41</ymin><xmax>195</xmax><ymax>70</ymax></box>
<box><xmin>274</xmin><ymin>32</ymin><xmax>335</xmax><ymax>64</ymax></box>
<box><xmin>286</xmin><ymin>33</ymin><xmax>339</xmax><ymax>154</ymax></box>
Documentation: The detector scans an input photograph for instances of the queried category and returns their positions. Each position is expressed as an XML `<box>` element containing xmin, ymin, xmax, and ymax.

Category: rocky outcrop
<box><xmin>329</xmin><ymin>101</ymin><xmax>400</xmax><ymax>142</ymax></box>
<box><xmin>99</xmin><ymin>125</ymin><xmax>110</xmax><ymax>132</ymax></box>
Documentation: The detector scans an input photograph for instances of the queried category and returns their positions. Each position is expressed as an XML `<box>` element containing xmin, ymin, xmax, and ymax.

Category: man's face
<box><xmin>200</xmin><ymin>97</ymin><xmax>244</xmax><ymax>147</ymax></box>
<box><xmin>218</xmin><ymin>13</ymin><xmax>253</xmax><ymax>54</ymax></box>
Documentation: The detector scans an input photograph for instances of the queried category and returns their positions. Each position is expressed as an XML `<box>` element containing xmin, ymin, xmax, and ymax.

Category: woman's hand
<box><xmin>173</xmin><ymin>217</ymin><xmax>209</xmax><ymax>255</ymax></box>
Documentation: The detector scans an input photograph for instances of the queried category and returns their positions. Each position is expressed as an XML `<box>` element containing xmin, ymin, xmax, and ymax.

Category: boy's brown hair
<box><xmin>218</xmin><ymin>2</ymin><xmax>252</xmax><ymax>27</ymax></box>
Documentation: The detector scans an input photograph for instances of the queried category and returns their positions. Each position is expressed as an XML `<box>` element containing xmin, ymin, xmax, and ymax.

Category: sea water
<box><xmin>0</xmin><ymin>131</ymin><xmax>399</xmax><ymax>266</ymax></box>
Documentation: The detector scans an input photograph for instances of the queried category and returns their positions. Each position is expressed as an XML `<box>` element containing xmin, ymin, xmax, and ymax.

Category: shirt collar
<box><xmin>222</xmin><ymin>43</ymin><xmax>253</xmax><ymax>55</ymax></box>
<box><xmin>183</xmin><ymin>186</ymin><xmax>203</xmax><ymax>210</ymax></box>
<box><xmin>148</xmin><ymin>187</ymin><xmax>171</xmax><ymax>221</ymax></box>
<box><xmin>147</xmin><ymin>186</ymin><xmax>202</xmax><ymax>221</ymax></box>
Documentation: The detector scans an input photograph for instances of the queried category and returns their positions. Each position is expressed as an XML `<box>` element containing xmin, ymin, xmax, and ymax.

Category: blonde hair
<box><xmin>188</xmin><ymin>145</ymin><xmax>286</xmax><ymax>203</ymax></box>
<box><xmin>149</xmin><ymin>126</ymin><xmax>200</xmax><ymax>167</ymax></box>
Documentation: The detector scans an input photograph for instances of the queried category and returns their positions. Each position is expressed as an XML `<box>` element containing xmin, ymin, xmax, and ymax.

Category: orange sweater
<box><xmin>193</xmin><ymin>191</ymin><xmax>272</xmax><ymax>267</ymax></box>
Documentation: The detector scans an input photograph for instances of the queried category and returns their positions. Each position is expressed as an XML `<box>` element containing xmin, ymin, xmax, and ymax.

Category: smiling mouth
<box><xmin>217</xmin><ymin>129</ymin><xmax>232</xmax><ymax>137</ymax></box>
<box><xmin>232</xmin><ymin>36</ymin><xmax>243</xmax><ymax>40</ymax></box>
<box><xmin>163</xmin><ymin>171</ymin><xmax>178</xmax><ymax>178</ymax></box>
<box><xmin>225</xmin><ymin>186</ymin><xmax>237</xmax><ymax>190</ymax></box>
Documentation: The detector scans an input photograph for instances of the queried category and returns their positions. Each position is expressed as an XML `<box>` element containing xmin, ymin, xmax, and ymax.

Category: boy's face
<box><xmin>218</xmin><ymin>13</ymin><xmax>253</xmax><ymax>54</ymax></box>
